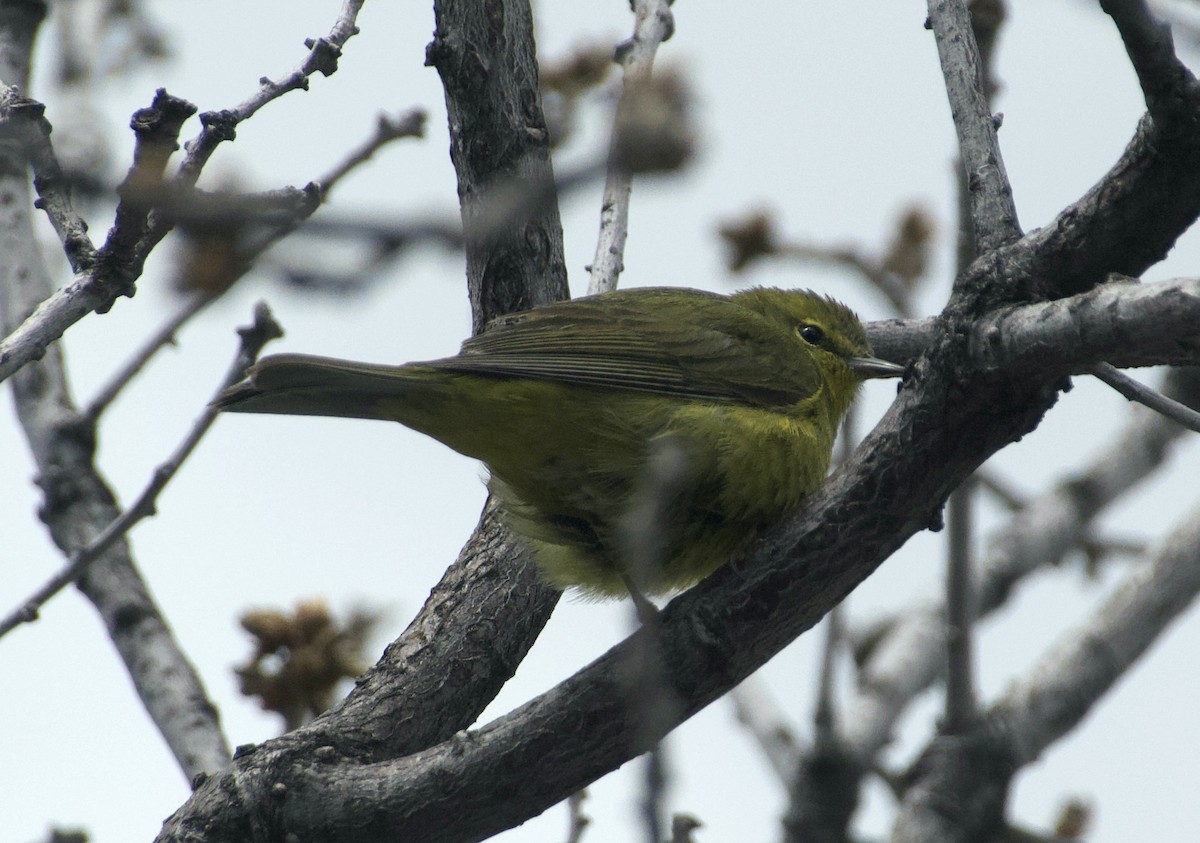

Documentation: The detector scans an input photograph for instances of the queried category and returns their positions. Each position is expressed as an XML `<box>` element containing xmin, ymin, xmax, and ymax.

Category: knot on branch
<box><xmin>303</xmin><ymin>36</ymin><xmax>343</xmax><ymax>77</ymax></box>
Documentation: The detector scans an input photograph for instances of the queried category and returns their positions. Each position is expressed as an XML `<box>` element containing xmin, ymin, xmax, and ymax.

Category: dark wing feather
<box><xmin>426</xmin><ymin>287</ymin><xmax>821</xmax><ymax>406</ymax></box>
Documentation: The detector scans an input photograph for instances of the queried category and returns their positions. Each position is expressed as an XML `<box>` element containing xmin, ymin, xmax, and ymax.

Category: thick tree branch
<box><xmin>1100</xmin><ymin>0</ymin><xmax>1196</xmax><ymax>132</ymax></box>
<box><xmin>426</xmin><ymin>0</ymin><xmax>569</xmax><ymax>334</ymax></box>
<box><xmin>1023</xmin><ymin>116</ymin><xmax>1200</xmax><ymax>300</ymax></box>
<box><xmin>865</xmin><ymin>275</ymin><xmax>1200</xmax><ymax>372</ymax></box>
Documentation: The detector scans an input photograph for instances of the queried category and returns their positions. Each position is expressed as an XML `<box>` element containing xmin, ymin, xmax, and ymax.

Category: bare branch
<box><xmin>864</xmin><ymin>276</ymin><xmax>1200</xmax><ymax>373</ymax></box>
<box><xmin>0</xmin><ymin>1</ymin><xmax>372</xmax><ymax>387</ymax></box>
<box><xmin>166</xmin><ymin>0</ymin><xmax>367</xmax><ymax>193</ymax></box>
<box><xmin>315</xmin><ymin>108</ymin><xmax>427</xmax><ymax>194</ymax></box>
<box><xmin>897</xmin><ymin>500</ymin><xmax>1200</xmax><ymax>840</ymax></box>
<box><xmin>0</xmin><ymin>2</ymin><xmax>229</xmax><ymax>781</ymax></box>
<box><xmin>0</xmin><ymin>303</ymin><xmax>283</xmax><ymax>640</ymax></box>
<box><xmin>1100</xmin><ymin>0</ymin><xmax>1197</xmax><ymax>131</ymax></box>
<box><xmin>0</xmin><ymin>89</ymin><xmax>199</xmax><ymax>387</ymax></box>
<box><xmin>0</xmin><ymin>86</ymin><xmax>96</xmax><ymax>269</ymax></box>
<box><xmin>98</xmin><ymin>88</ymin><xmax>197</xmax><ymax>273</ymax></box>
<box><xmin>588</xmin><ymin>0</ymin><xmax>677</xmax><ymax>294</ymax></box>
<box><xmin>1022</xmin><ymin>104</ymin><xmax>1200</xmax><ymax>300</ymax></box>
<box><xmin>926</xmin><ymin>0</ymin><xmax>1021</xmax><ymax>254</ymax></box>
<box><xmin>83</xmin><ymin>292</ymin><xmax>215</xmax><ymax>420</ymax></box>
<box><xmin>842</xmin><ymin>366</ymin><xmax>1200</xmax><ymax>763</ymax></box>
<box><xmin>1088</xmin><ymin>361</ymin><xmax>1200</xmax><ymax>433</ymax></box>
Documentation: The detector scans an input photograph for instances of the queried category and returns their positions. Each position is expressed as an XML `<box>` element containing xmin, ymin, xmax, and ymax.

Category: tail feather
<box><xmin>216</xmin><ymin>353</ymin><xmax>422</xmax><ymax>420</ymax></box>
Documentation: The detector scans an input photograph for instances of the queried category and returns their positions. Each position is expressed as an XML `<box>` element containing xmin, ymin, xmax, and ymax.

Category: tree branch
<box><xmin>1100</xmin><ymin>0</ymin><xmax>1196</xmax><ymax>132</ymax></box>
<box><xmin>1023</xmin><ymin>107</ymin><xmax>1200</xmax><ymax>300</ymax></box>
<box><xmin>992</xmin><ymin>500</ymin><xmax>1200</xmax><ymax>766</ymax></box>
<box><xmin>587</xmin><ymin>0</ymin><xmax>676</xmax><ymax>294</ymax></box>
<box><xmin>427</xmin><ymin>0</ymin><xmax>570</xmax><ymax>334</ymax></box>
<box><xmin>0</xmin><ymin>0</ymin><xmax>229</xmax><ymax>783</ymax></box>
<box><xmin>0</xmin><ymin>0</ymin><xmax>372</xmax><ymax>387</ymax></box>
<box><xmin>841</xmin><ymin>364</ymin><xmax>1200</xmax><ymax>764</ymax></box>
<box><xmin>864</xmin><ymin>276</ymin><xmax>1200</xmax><ymax>372</ymax></box>
<box><xmin>926</xmin><ymin>0</ymin><xmax>1021</xmax><ymax>255</ymax></box>
<box><xmin>0</xmin><ymin>85</ymin><xmax>95</xmax><ymax>270</ymax></box>
<box><xmin>1088</xmin><ymin>360</ymin><xmax>1200</xmax><ymax>432</ymax></box>
<box><xmin>0</xmin><ymin>303</ymin><xmax>282</xmax><ymax>640</ymax></box>
<box><xmin>895</xmin><ymin>498</ymin><xmax>1200</xmax><ymax>841</ymax></box>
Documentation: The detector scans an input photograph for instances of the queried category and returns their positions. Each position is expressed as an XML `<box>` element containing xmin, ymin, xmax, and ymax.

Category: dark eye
<box><xmin>798</xmin><ymin>324</ymin><xmax>825</xmax><ymax>345</ymax></box>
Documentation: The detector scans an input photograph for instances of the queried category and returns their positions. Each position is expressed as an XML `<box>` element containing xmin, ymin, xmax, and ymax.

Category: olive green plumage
<box><xmin>217</xmin><ymin>286</ymin><xmax>900</xmax><ymax>599</ymax></box>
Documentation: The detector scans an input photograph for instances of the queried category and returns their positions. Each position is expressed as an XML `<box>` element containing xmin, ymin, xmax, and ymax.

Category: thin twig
<box><xmin>587</xmin><ymin>0</ymin><xmax>676</xmax><ymax>294</ymax></box>
<box><xmin>316</xmin><ymin>109</ymin><xmax>427</xmax><ymax>193</ymax></box>
<box><xmin>0</xmin><ymin>1</ymin><xmax>369</xmax><ymax>388</ymax></box>
<box><xmin>1089</xmin><ymin>361</ymin><xmax>1200</xmax><ymax>433</ymax></box>
<box><xmin>163</xmin><ymin>104</ymin><xmax>427</xmax><ymax>299</ymax></box>
<box><xmin>137</xmin><ymin>0</ymin><xmax>370</xmax><ymax>259</ymax></box>
<box><xmin>0</xmin><ymin>303</ymin><xmax>283</xmax><ymax>639</ymax></box>
<box><xmin>84</xmin><ymin>292</ymin><xmax>215</xmax><ymax>421</ymax></box>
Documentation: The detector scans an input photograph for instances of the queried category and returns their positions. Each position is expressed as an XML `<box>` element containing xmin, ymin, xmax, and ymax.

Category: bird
<box><xmin>216</xmin><ymin>286</ymin><xmax>902</xmax><ymax>607</ymax></box>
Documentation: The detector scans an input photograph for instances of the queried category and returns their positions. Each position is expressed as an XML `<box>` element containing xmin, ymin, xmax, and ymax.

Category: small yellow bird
<box><xmin>218</xmin><ymin>287</ymin><xmax>901</xmax><ymax>603</ymax></box>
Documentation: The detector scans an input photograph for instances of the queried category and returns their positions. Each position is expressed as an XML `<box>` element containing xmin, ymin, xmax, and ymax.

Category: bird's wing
<box><xmin>428</xmin><ymin>287</ymin><xmax>822</xmax><ymax>407</ymax></box>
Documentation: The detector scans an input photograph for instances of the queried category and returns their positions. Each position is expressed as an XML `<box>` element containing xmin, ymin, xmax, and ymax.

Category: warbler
<box><xmin>217</xmin><ymin>286</ymin><xmax>902</xmax><ymax>602</ymax></box>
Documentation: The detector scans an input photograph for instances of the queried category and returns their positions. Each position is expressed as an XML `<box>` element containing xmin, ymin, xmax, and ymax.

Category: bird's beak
<box><xmin>848</xmin><ymin>356</ymin><xmax>906</xmax><ymax>379</ymax></box>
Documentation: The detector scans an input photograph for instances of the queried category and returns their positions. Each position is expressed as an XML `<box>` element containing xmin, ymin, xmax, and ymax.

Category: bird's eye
<box><xmin>798</xmin><ymin>324</ymin><xmax>825</xmax><ymax>345</ymax></box>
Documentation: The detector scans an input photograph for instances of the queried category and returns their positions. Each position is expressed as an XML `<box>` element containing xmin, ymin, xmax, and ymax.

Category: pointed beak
<box><xmin>847</xmin><ymin>356</ymin><xmax>906</xmax><ymax>379</ymax></box>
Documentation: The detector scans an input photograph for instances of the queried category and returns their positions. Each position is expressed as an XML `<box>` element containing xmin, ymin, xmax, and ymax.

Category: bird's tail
<box><xmin>215</xmin><ymin>353</ymin><xmax>435</xmax><ymax>421</ymax></box>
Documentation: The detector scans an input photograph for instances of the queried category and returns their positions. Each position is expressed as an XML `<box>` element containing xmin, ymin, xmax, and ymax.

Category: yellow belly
<box><xmin>379</xmin><ymin>371</ymin><xmax>836</xmax><ymax>597</ymax></box>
